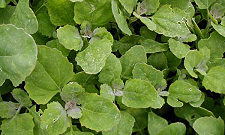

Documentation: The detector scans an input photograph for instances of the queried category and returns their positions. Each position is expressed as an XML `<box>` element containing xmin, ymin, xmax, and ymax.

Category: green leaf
<box><xmin>132</xmin><ymin>63</ymin><xmax>167</xmax><ymax>89</ymax></box>
<box><xmin>111</xmin><ymin>0</ymin><xmax>132</xmax><ymax>35</ymax></box>
<box><xmin>74</xmin><ymin>0</ymin><xmax>113</xmax><ymax>26</ymax></box>
<box><xmin>148</xmin><ymin>112</ymin><xmax>168</xmax><ymax>135</ymax></box>
<box><xmin>46</xmin><ymin>0</ymin><xmax>74</xmax><ymax>26</ymax></box>
<box><xmin>100</xmin><ymin>84</ymin><xmax>115</xmax><ymax>102</ymax></box>
<box><xmin>194</xmin><ymin>0</ymin><xmax>217</xmax><ymax>9</ymax></box>
<box><xmin>175</xmin><ymin>104</ymin><xmax>214</xmax><ymax>126</ymax></box>
<box><xmin>133</xmin><ymin>12</ymin><xmax>156</xmax><ymax>31</ymax></box>
<box><xmin>102</xmin><ymin>111</ymin><xmax>135</xmax><ymax>135</ymax></box>
<box><xmin>151</xmin><ymin>5</ymin><xmax>191</xmax><ymax>37</ymax></box>
<box><xmin>0</xmin><ymin>101</ymin><xmax>19</xmax><ymax>118</ymax></box>
<box><xmin>141</xmin><ymin>39</ymin><xmax>168</xmax><ymax>54</ymax></box>
<box><xmin>29</xmin><ymin>106</ymin><xmax>45</xmax><ymax>135</ymax></box>
<box><xmin>25</xmin><ymin>46</ymin><xmax>73</xmax><ymax>104</ymax></box>
<box><xmin>193</xmin><ymin>116</ymin><xmax>224</xmax><ymax>135</ymax></box>
<box><xmin>76</xmin><ymin>39</ymin><xmax>112</xmax><ymax>74</ymax></box>
<box><xmin>46</xmin><ymin>39</ymin><xmax>70</xmax><ymax>57</ymax></box>
<box><xmin>168</xmin><ymin>38</ymin><xmax>190</xmax><ymax>59</ymax></box>
<box><xmin>212</xmin><ymin>22</ymin><xmax>225</xmax><ymax>38</ymax></box>
<box><xmin>167</xmin><ymin>80</ymin><xmax>202</xmax><ymax>107</ymax></box>
<box><xmin>0</xmin><ymin>24</ymin><xmax>37</xmax><ymax>87</ymax></box>
<box><xmin>198</xmin><ymin>31</ymin><xmax>225</xmax><ymax>60</ymax></box>
<box><xmin>118</xmin><ymin>0</ymin><xmax>137</xmax><ymax>14</ymax></box>
<box><xmin>60</xmin><ymin>82</ymin><xmax>85</xmax><ymax>102</ymax></box>
<box><xmin>10</xmin><ymin>0</ymin><xmax>38</xmax><ymax>34</ymax></box>
<box><xmin>120</xmin><ymin>46</ymin><xmax>147</xmax><ymax>79</ymax></box>
<box><xmin>36</xmin><ymin>7</ymin><xmax>56</xmax><ymax>37</ymax></box>
<box><xmin>160</xmin><ymin>0</ymin><xmax>191</xmax><ymax>10</ymax></box>
<box><xmin>57</xmin><ymin>25</ymin><xmax>83</xmax><ymax>51</ymax></box>
<box><xmin>140</xmin><ymin>0</ymin><xmax>160</xmax><ymax>15</ymax></box>
<box><xmin>64</xmin><ymin>131</ymin><xmax>94</xmax><ymax>135</ymax></box>
<box><xmin>157</xmin><ymin>122</ymin><xmax>186</xmax><ymax>135</ymax></box>
<box><xmin>203</xmin><ymin>66</ymin><xmax>225</xmax><ymax>94</ymax></box>
<box><xmin>1</xmin><ymin>113</ymin><xmax>34</xmax><ymax>135</ymax></box>
<box><xmin>11</xmin><ymin>88</ymin><xmax>32</xmax><ymax>107</ymax></box>
<box><xmin>147</xmin><ymin>52</ymin><xmax>168</xmax><ymax>70</ymax></box>
<box><xmin>90</xmin><ymin>27</ymin><xmax>114</xmax><ymax>44</ymax></box>
<box><xmin>99</xmin><ymin>53</ymin><xmax>122</xmax><ymax>84</ymax></box>
<box><xmin>122</xmin><ymin>79</ymin><xmax>164</xmax><ymax>108</ymax></box>
<box><xmin>41</xmin><ymin>102</ymin><xmax>70</xmax><ymax>134</ymax></box>
<box><xmin>184</xmin><ymin>48</ymin><xmax>210</xmax><ymax>78</ymax></box>
<box><xmin>79</xmin><ymin>93</ymin><xmax>121</xmax><ymax>132</ymax></box>
<box><xmin>0</xmin><ymin>6</ymin><xmax>15</xmax><ymax>24</ymax></box>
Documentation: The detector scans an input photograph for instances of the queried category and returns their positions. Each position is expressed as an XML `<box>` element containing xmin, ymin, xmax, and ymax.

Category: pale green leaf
<box><xmin>140</xmin><ymin>0</ymin><xmax>160</xmax><ymax>15</ymax></box>
<box><xmin>167</xmin><ymin>80</ymin><xmax>202</xmax><ymax>107</ymax></box>
<box><xmin>118</xmin><ymin>0</ymin><xmax>137</xmax><ymax>14</ymax></box>
<box><xmin>10</xmin><ymin>0</ymin><xmax>38</xmax><ymax>34</ymax></box>
<box><xmin>99</xmin><ymin>53</ymin><xmax>122</xmax><ymax>84</ymax></box>
<box><xmin>0</xmin><ymin>101</ymin><xmax>19</xmax><ymax>118</ymax></box>
<box><xmin>168</xmin><ymin>38</ymin><xmax>190</xmax><ymax>59</ymax></box>
<box><xmin>194</xmin><ymin>0</ymin><xmax>217</xmax><ymax>9</ymax></box>
<box><xmin>74</xmin><ymin>0</ymin><xmax>113</xmax><ymax>26</ymax></box>
<box><xmin>57</xmin><ymin>25</ymin><xmax>83</xmax><ymax>51</ymax></box>
<box><xmin>0</xmin><ymin>24</ymin><xmax>37</xmax><ymax>86</ymax></box>
<box><xmin>41</xmin><ymin>102</ymin><xmax>70</xmax><ymax>134</ymax></box>
<box><xmin>1</xmin><ymin>113</ymin><xmax>34</xmax><ymax>135</ymax></box>
<box><xmin>120</xmin><ymin>46</ymin><xmax>147</xmax><ymax>79</ymax></box>
<box><xmin>111</xmin><ymin>0</ymin><xmax>132</xmax><ymax>35</ymax></box>
<box><xmin>122</xmin><ymin>79</ymin><xmax>164</xmax><ymax>108</ymax></box>
<box><xmin>46</xmin><ymin>0</ymin><xmax>74</xmax><ymax>26</ymax></box>
<box><xmin>133</xmin><ymin>12</ymin><xmax>156</xmax><ymax>31</ymax></box>
<box><xmin>148</xmin><ymin>112</ymin><xmax>168</xmax><ymax>135</ymax></box>
<box><xmin>100</xmin><ymin>84</ymin><xmax>115</xmax><ymax>102</ymax></box>
<box><xmin>147</xmin><ymin>52</ymin><xmax>168</xmax><ymax>70</ymax></box>
<box><xmin>76</xmin><ymin>39</ymin><xmax>112</xmax><ymax>74</ymax></box>
<box><xmin>79</xmin><ymin>93</ymin><xmax>121</xmax><ymax>132</ymax></box>
<box><xmin>157</xmin><ymin>122</ymin><xmax>186</xmax><ymax>135</ymax></box>
<box><xmin>141</xmin><ymin>39</ymin><xmax>168</xmax><ymax>53</ymax></box>
<box><xmin>11</xmin><ymin>88</ymin><xmax>32</xmax><ymax>107</ymax></box>
<box><xmin>151</xmin><ymin>5</ymin><xmax>191</xmax><ymax>37</ymax></box>
<box><xmin>46</xmin><ymin>39</ymin><xmax>70</xmax><ymax>57</ymax></box>
<box><xmin>102</xmin><ymin>111</ymin><xmax>135</xmax><ymax>135</ymax></box>
<box><xmin>25</xmin><ymin>46</ymin><xmax>73</xmax><ymax>104</ymax></box>
<box><xmin>90</xmin><ymin>27</ymin><xmax>114</xmax><ymax>44</ymax></box>
<box><xmin>212</xmin><ymin>22</ymin><xmax>225</xmax><ymax>38</ymax></box>
<box><xmin>203</xmin><ymin>66</ymin><xmax>225</xmax><ymax>94</ymax></box>
<box><xmin>193</xmin><ymin>116</ymin><xmax>224</xmax><ymax>135</ymax></box>
<box><xmin>132</xmin><ymin>63</ymin><xmax>167</xmax><ymax>89</ymax></box>
<box><xmin>60</xmin><ymin>82</ymin><xmax>85</xmax><ymax>102</ymax></box>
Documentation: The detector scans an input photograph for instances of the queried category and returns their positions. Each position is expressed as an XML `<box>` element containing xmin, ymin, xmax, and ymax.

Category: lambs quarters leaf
<box><xmin>25</xmin><ymin>46</ymin><xmax>73</xmax><ymax>104</ymax></box>
<box><xmin>122</xmin><ymin>79</ymin><xmax>164</xmax><ymax>108</ymax></box>
<box><xmin>79</xmin><ymin>93</ymin><xmax>121</xmax><ymax>132</ymax></box>
<box><xmin>76</xmin><ymin>39</ymin><xmax>112</xmax><ymax>74</ymax></box>
<box><xmin>0</xmin><ymin>24</ymin><xmax>37</xmax><ymax>87</ymax></box>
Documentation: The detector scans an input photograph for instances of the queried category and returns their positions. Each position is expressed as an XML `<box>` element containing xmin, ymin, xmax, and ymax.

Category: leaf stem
<box><xmin>192</xmin><ymin>18</ymin><xmax>203</xmax><ymax>39</ymax></box>
<box><xmin>207</xmin><ymin>9</ymin><xmax>218</xmax><ymax>25</ymax></box>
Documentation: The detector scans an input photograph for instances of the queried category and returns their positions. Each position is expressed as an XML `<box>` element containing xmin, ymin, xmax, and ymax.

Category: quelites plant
<box><xmin>0</xmin><ymin>0</ymin><xmax>225</xmax><ymax>135</ymax></box>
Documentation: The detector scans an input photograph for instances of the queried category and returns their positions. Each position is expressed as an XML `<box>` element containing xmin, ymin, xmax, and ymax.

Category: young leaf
<box><xmin>168</xmin><ymin>38</ymin><xmax>190</xmax><ymax>59</ymax></box>
<box><xmin>167</xmin><ymin>80</ymin><xmax>202</xmax><ymax>107</ymax></box>
<box><xmin>118</xmin><ymin>0</ymin><xmax>137</xmax><ymax>14</ymax></box>
<box><xmin>120</xmin><ymin>46</ymin><xmax>147</xmax><ymax>79</ymax></box>
<box><xmin>79</xmin><ymin>93</ymin><xmax>121</xmax><ymax>132</ymax></box>
<box><xmin>0</xmin><ymin>24</ymin><xmax>37</xmax><ymax>87</ymax></box>
<box><xmin>90</xmin><ymin>27</ymin><xmax>114</xmax><ymax>44</ymax></box>
<box><xmin>193</xmin><ymin>116</ymin><xmax>224</xmax><ymax>135</ymax></box>
<box><xmin>141</xmin><ymin>39</ymin><xmax>168</xmax><ymax>53</ymax></box>
<box><xmin>41</xmin><ymin>102</ymin><xmax>70</xmax><ymax>134</ymax></box>
<box><xmin>111</xmin><ymin>0</ymin><xmax>132</xmax><ymax>35</ymax></box>
<box><xmin>100</xmin><ymin>84</ymin><xmax>115</xmax><ymax>102</ymax></box>
<box><xmin>211</xmin><ymin>22</ymin><xmax>225</xmax><ymax>38</ymax></box>
<box><xmin>57</xmin><ymin>25</ymin><xmax>83</xmax><ymax>51</ymax></box>
<box><xmin>133</xmin><ymin>12</ymin><xmax>156</xmax><ymax>31</ymax></box>
<box><xmin>46</xmin><ymin>0</ymin><xmax>74</xmax><ymax>26</ymax></box>
<box><xmin>140</xmin><ymin>0</ymin><xmax>160</xmax><ymax>15</ymax></box>
<box><xmin>157</xmin><ymin>122</ymin><xmax>186</xmax><ymax>135</ymax></box>
<box><xmin>60</xmin><ymin>82</ymin><xmax>85</xmax><ymax>102</ymax></box>
<box><xmin>122</xmin><ymin>79</ymin><xmax>164</xmax><ymax>108</ymax></box>
<box><xmin>203</xmin><ymin>66</ymin><xmax>225</xmax><ymax>94</ymax></box>
<box><xmin>10</xmin><ymin>0</ymin><xmax>38</xmax><ymax>34</ymax></box>
<box><xmin>11</xmin><ymin>88</ymin><xmax>32</xmax><ymax>107</ymax></box>
<box><xmin>1</xmin><ymin>113</ymin><xmax>34</xmax><ymax>135</ymax></box>
<box><xmin>99</xmin><ymin>53</ymin><xmax>122</xmax><ymax>84</ymax></box>
<box><xmin>25</xmin><ymin>46</ymin><xmax>73</xmax><ymax>104</ymax></box>
<box><xmin>102</xmin><ymin>111</ymin><xmax>135</xmax><ymax>135</ymax></box>
<box><xmin>76</xmin><ymin>39</ymin><xmax>112</xmax><ymax>74</ymax></box>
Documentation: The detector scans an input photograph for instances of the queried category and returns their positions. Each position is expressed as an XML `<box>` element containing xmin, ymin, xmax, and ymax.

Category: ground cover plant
<box><xmin>0</xmin><ymin>0</ymin><xmax>225</xmax><ymax>134</ymax></box>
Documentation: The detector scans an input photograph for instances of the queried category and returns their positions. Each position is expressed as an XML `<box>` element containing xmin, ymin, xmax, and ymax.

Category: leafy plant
<box><xmin>0</xmin><ymin>0</ymin><xmax>225</xmax><ymax>135</ymax></box>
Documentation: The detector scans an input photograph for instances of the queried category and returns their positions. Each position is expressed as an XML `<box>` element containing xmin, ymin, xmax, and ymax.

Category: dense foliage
<box><xmin>0</xmin><ymin>0</ymin><xmax>225</xmax><ymax>135</ymax></box>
